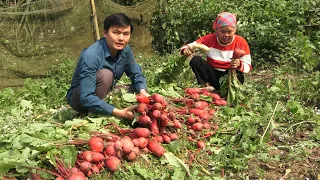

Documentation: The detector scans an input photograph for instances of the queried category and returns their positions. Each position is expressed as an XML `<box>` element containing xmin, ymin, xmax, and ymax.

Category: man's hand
<box><xmin>112</xmin><ymin>105</ymin><xmax>138</xmax><ymax>120</ymax></box>
<box><xmin>230</xmin><ymin>58</ymin><xmax>241</xmax><ymax>69</ymax></box>
<box><xmin>139</xmin><ymin>89</ymin><xmax>150</xmax><ymax>97</ymax></box>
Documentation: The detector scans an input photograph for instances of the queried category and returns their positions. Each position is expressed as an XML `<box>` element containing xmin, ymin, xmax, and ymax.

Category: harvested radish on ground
<box><xmin>193</xmin><ymin>101</ymin><xmax>209</xmax><ymax>109</ymax></box>
<box><xmin>148</xmin><ymin>140</ymin><xmax>165</xmax><ymax>157</ymax></box>
<box><xmin>88</xmin><ymin>136</ymin><xmax>104</xmax><ymax>153</ymax></box>
<box><xmin>136</xmin><ymin>103</ymin><xmax>148</xmax><ymax>113</ymax></box>
<box><xmin>208</xmin><ymin>109</ymin><xmax>216</xmax><ymax>115</ymax></box>
<box><xmin>187</xmin><ymin>116</ymin><xmax>196</xmax><ymax>125</ymax></box>
<box><xmin>138</xmin><ymin>137</ymin><xmax>148</xmax><ymax>149</ymax></box>
<box><xmin>91</xmin><ymin>152</ymin><xmax>105</xmax><ymax>162</ymax></box>
<box><xmin>150</xmin><ymin>94</ymin><xmax>165</xmax><ymax>104</ymax></box>
<box><xmin>134</xmin><ymin>128</ymin><xmax>151</xmax><ymax>138</ymax></box>
<box><xmin>91</xmin><ymin>164</ymin><xmax>100</xmax><ymax>174</ymax></box>
<box><xmin>104</xmin><ymin>143</ymin><xmax>116</xmax><ymax>156</ymax></box>
<box><xmin>185</xmin><ymin>87</ymin><xmax>201</xmax><ymax>95</ymax></box>
<box><xmin>138</xmin><ymin>112</ymin><xmax>152</xmax><ymax>125</ymax></box>
<box><xmin>168</xmin><ymin>112</ymin><xmax>176</xmax><ymax>120</ymax></box>
<box><xmin>132</xmin><ymin>138</ymin><xmax>140</xmax><ymax>147</ymax></box>
<box><xmin>192</xmin><ymin>123</ymin><xmax>203</xmax><ymax>131</ymax></box>
<box><xmin>170</xmin><ymin>133</ymin><xmax>178</xmax><ymax>141</ymax></box>
<box><xmin>162</xmin><ymin>135</ymin><xmax>171</xmax><ymax>144</ymax></box>
<box><xmin>105</xmin><ymin>156</ymin><xmax>121</xmax><ymax>172</ymax></box>
<box><xmin>121</xmin><ymin>138</ymin><xmax>134</xmax><ymax>154</ymax></box>
<box><xmin>211</xmin><ymin>93</ymin><xmax>221</xmax><ymax>101</ymax></box>
<box><xmin>173</xmin><ymin>119</ymin><xmax>182</xmax><ymax>128</ymax></box>
<box><xmin>197</xmin><ymin>140</ymin><xmax>205</xmax><ymax>149</ymax></box>
<box><xmin>150</xmin><ymin>119</ymin><xmax>159</xmax><ymax>135</ymax></box>
<box><xmin>154</xmin><ymin>136</ymin><xmax>163</xmax><ymax>143</ymax></box>
<box><xmin>152</xmin><ymin>102</ymin><xmax>163</xmax><ymax>110</ymax></box>
<box><xmin>125</xmin><ymin>150</ymin><xmax>137</xmax><ymax>161</ymax></box>
<box><xmin>152</xmin><ymin>109</ymin><xmax>161</xmax><ymax>118</ymax></box>
<box><xmin>79</xmin><ymin>161</ymin><xmax>91</xmax><ymax>172</ymax></box>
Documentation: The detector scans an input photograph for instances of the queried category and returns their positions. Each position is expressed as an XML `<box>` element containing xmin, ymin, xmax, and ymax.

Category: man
<box><xmin>66</xmin><ymin>13</ymin><xmax>149</xmax><ymax>120</ymax></box>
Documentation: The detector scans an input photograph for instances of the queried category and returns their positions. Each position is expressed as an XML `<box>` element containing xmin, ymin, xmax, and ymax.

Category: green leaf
<box><xmin>164</xmin><ymin>152</ymin><xmax>190</xmax><ymax>176</ymax></box>
<box><xmin>122</xmin><ymin>93</ymin><xmax>137</xmax><ymax>103</ymax></box>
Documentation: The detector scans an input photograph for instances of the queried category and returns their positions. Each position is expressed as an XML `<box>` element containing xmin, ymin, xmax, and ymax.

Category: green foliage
<box><xmin>150</xmin><ymin>0</ymin><xmax>320</xmax><ymax>71</ymax></box>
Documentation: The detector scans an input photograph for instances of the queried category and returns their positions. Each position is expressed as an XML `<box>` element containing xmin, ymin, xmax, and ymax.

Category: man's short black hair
<box><xmin>104</xmin><ymin>13</ymin><xmax>133</xmax><ymax>33</ymax></box>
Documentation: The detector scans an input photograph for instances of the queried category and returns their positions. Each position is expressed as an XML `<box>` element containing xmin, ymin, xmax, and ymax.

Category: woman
<box><xmin>66</xmin><ymin>13</ymin><xmax>149</xmax><ymax>120</ymax></box>
<box><xmin>180</xmin><ymin>12</ymin><xmax>252</xmax><ymax>91</ymax></box>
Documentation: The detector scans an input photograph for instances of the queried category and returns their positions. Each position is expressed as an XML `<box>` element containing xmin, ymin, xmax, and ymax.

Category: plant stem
<box><xmin>260</xmin><ymin>101</ymin><xmax>279</xmax><ymax>144</ymax></box>
<box><xmin>284</xmin><ymin>121</ymin><xmax>316</xmax><ymax>133</ymax></box>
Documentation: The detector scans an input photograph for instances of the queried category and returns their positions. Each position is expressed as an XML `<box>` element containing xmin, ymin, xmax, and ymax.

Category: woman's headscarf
<box><xmin>212</xmin><ymin>12</ymin><xmax>237</xmax><ymax>31</ymax></box>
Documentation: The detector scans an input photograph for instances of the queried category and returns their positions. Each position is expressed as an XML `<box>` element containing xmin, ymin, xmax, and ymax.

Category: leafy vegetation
<box><xmin>0</xmin><ymin>0</ymin><xmax>320</xmax><ymax>179</ymax></box>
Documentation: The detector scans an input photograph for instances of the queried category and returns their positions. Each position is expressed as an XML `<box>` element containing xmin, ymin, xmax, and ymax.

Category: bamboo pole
<box><xmin>90</xmin><ymin>0</ymin><xmax>100</xmax><ymax>41</ymax></box>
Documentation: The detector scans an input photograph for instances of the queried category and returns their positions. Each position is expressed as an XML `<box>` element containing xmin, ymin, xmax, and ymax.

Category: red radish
<box><xmin>173</xmin><ymin>120</ymin><xmax>182</xmax><ymax>129</ymax></box>
<box><xmin>67</xmin><ymin>171</ymin><xmax>86</xmax><ymax>180</ymax></box>
<box><xmin>148</xmin><ymin>140</ymin><xmax>165</xmax><ymax>157</ymax></box>
<box><xmin>132</xmin><ymin>139</ymin><xmax>140</xmax><ymax>147</ymax></box>
<box><xmin>197</xmin><ymin>140</ymin><xmax>205</xmax><ymax>149</ymax></box>
<box><xmin>121</xmin><ymin>138</ymin><xmax>134</xmax><ymax>154</ymax></box>
<box><xmin>159</xmin><ymin>118</ymin><xmax>168</xmax><ymax>127</ymax></box>
<box><xmin>200</xmin><ymin>89</ymin><xmax>211</xmax><ymax>95</ymax></box>
<box><xmin>168</xmin><ymin>112</ymin><xmax>176</xmax><ymax>120</ymax></box>
<box><xmin>232</xmin><ymin>48</ymin><xmax>246</xmax><ymax>59</ymax></box>
<box><xmin>91</xmin><ymin>164</ymin><xmax>100</xmax><ymax>174</ymax></box>
<box><xmin>211</xmin><ymin>93</ymin><xmax>221</xmax><ymax>101</ymax></box>
<box><xmin>208</xmin><ymin>109</ymin><xmax>216</xmax><ymax>115</ymax></box>
<box><xmin>125</xmin><ymin>150</ymin><xmax>137</xmax><ymax>161</ymax></box>
<box><xmin>105</xmin><ymin>156</ymin><xmax>121</xmax><ymax>172</ymax></box>
<box><xmin>82</xmin><ymin>151</ymin><xmax>93</xmax><ymax>162</ymax></box>
<box><xmin>91</xmin><ymin>152</ymin><xmax>104</xmax><ymax>162</ymax></box>
<box><xmin>162</xmin><ymin>135</ymin><xmax>171</xmax><ymax>144</ymax></box>
<box><xmin>191</xmin><ymin>93</ymin><xmax>200</xmax><ymax>100</ymax></box>
<box><xmin>70</xmin><ymin>167</ymin><xmax>79</xmax><ymax>174</ymax></box>
<box><xmin>136</xmin><ymin>94</ymin><xmax>150</xmax><ymax>104</ymax></box>
<box><xmin>104</xmin><ymin>144</ymin><xmax>116</xmax><ymax>156</ymax></box>
<box><xmin>86</xmin><ymin>170</ymin><xmax>92</xmax><ymax>177</ymax></box>
<box><xmin>154</xmin><ymin>136</ymin><xmax>163</xmax><ymax>143</ymax></box>
<box><xmin>138</xmin><ymin>137</ymin><xmax>148</xmax><ymax>149</ymax></box>
<box><xmin>220</xmin><ymin>99</ymin><xmax>227</xmax><ymax>106</ymax></box>
<box><xmin>96</xmin><ymin>161</ymin><xmax>105</xmax><ymax>170</ymax></box>
<box><xmin>79</xmin><ymin>161</ymin><xmax>91</xmax><ymax>172</ymax></box>
<box><xmin>193</xmin><ymin>101</ymin><xmax>209</xmax><ymax>109</ymax></box>
<box><xmin>150</xmin><ymin>94</ymin><xmax>165</xmax><ymax>104</ymax></box>
<box><xmin>139</xmin><ymin>112</ymin><xmax>152</xmax><ymax>125</ymax></box>
<box><xmin>114</xmin><ymin>140</ymin><xmax>123</xmax><ymax>150</ymax></box>
<box><xmin>134</xmin><ymin>128</ymin><xmax>151</xmax><ymax>138</ymax></box>
<box><xmin>199</xmin><ymin>112</ymin><xmax>210</xmax><ymax>120</ymax></box>
<box><xmin>152</xmin><ymin>110</ymin><xmax>161</xmax><ymax>118</ymax></box>
<box><xmin>214</xmin><ymin>100</ymin><xmax>222</xmax><ymax>106</ymax></box>
<box><xmin>187</xmin><ymin>136</ymin><xmax>193</xmax><ymax>141</ymax></box>
<box><xmin>187</xmin><ymin>116</ymin><xmax>196</xmax><ymax>125</ymax></box>
<box><xmin>136</xmin><ymin>103</ymin><xmax>148</xmax><ymax>113</ymax></box>
<box><xmin>123</xmin><ymin>136</ymin><xmax>132</xmax><ymax>141</ymax></box>
<box><xmin>152</xmin><ymin>102</ymin><xmax>163</xmax><ymax>110</ymax></box>
<box><xmin>189</xmin><ymin>108</ymin><xmax>206</xmax><ymax>117</ymax></box>
<box><xmin>170</xmin><ymin>133</ymin><xmax>178</xmax><ymax>141</ymax></box>
<box><xmin>202</xmin><ymin>121</ymin><xmax>210</xmax><ymax>129</ymax></box>
<box><xmin>192</xmin><ymin>123</ymin><xmax>203</xmax><ymax>131</ymax></box>
<box><xmin>132</xmin><ymin>147</ymin><xmax>140</xmax><ymax>155</ymax></box>
<box><xmin>150</xmin><ymin>119</ymin><xmax>159</xmax><ymax>135</ymax></box>
<box><xmin>55</xmin><ymin>176</ymin><xmax>64</xmax><ymax>180</ymax></box>
<box><xmin>88</xmin><ymin>136</ymin><xmax>104</xmax><ymax>153</ymax></box>
<box><xmin>185</xmin><ymin>88</ymin><xmax>201</xmax><ymax>94</ymax></box>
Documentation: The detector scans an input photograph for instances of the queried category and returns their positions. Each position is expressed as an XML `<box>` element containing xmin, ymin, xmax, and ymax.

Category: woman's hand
<box><xmin>182</xmin><ymin>46</ymin><xmax>194</xmax><ymax>56</ymax></box>
<box><xmin>230</xmin><ymin>58</ymin><xmax>240</xmax><ymax>69</ymax></box>
<box><xmin>112</xmin><ymin>105</ymin><xmax>138</xmax><ymax>120</ymax></box>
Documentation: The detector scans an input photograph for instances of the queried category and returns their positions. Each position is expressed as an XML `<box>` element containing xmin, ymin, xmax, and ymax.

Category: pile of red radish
<box><xmin>52</xmin><ymin>91</ymin><xmax>224</xmax><ymax>179</ymax></box>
